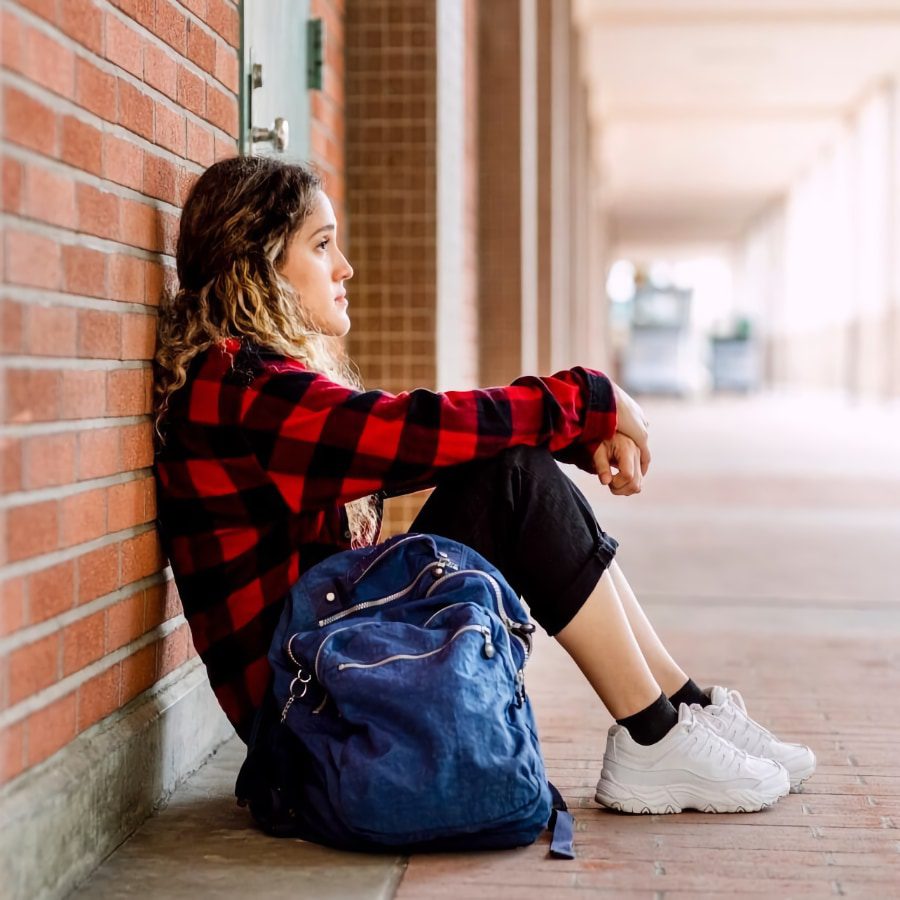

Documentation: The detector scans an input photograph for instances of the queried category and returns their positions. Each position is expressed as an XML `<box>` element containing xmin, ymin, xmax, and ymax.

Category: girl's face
<box><xmin>279</xmin><ymin>190</ymin><xmax>354</xmax><ymax>336</ymax></box>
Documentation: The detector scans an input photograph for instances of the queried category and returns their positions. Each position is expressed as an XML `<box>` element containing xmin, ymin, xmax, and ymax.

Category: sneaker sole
<box><xmin>787</xmin><ymin>757</ymin><xmax>817</xmax><ymax>792</ymax></box>
<box><xmin>594</xmin><ymin>773</ymin><xmax>789</xmax><ymax>815</ymax></box>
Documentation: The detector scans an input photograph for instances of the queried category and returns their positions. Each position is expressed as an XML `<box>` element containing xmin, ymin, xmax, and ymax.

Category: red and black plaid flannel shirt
<box><xmin>153</xmin><ymin>337</ymin><xmax>617</xmax><ymax>740</ymax></box>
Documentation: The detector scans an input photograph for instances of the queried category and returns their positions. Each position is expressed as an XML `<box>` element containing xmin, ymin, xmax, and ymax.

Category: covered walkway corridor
<box><xmin>76</xmin><ymin>391</ymin><xmax>900</xmax><ymax>897</ymax></box>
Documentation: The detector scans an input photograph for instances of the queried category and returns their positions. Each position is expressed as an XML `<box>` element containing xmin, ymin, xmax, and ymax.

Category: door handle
<box><xmin>251</xmin><ymin>117</ymin><xmax>290</xmax><ymax>153</ymax></box>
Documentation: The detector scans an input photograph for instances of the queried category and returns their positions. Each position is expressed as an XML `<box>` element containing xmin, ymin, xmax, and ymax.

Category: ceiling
<box><xmin>573</xmin><ymin>0</ymin><xmax>900</xmax><ymax>253</ymax></box>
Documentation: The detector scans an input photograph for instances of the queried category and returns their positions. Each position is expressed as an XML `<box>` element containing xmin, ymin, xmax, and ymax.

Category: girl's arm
<box><xmin>237</xmin><ymin>365</ymin><xmax>617</xmax><ymax>512</ymax></box>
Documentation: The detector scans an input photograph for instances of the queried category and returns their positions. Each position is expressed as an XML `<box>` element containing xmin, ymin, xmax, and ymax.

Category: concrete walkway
<box><xmin>72</xmin><ymin>392</ymin><xmax>900</xmax><ymax>899</ymax></box>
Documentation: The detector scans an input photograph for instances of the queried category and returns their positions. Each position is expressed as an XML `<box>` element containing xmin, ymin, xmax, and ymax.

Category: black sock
<box><xmin>668</xmin><ymin>677</ymin><xmax>710</xmax><ymax>709</ymax></box>
<box><xmin>616</xmin><ymin>692</ymin><xmax>678</xmax><ymax>746</ymax></box>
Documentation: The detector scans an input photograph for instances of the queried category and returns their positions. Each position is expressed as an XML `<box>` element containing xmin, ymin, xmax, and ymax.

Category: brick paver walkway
<box><xmin>75</xmin><ymin>394</ymin><xmax>900</xmax><ymax>899</ymax></box>
<box><xmin>396</xmin><ymin>394</ymin><xmax>900</xmax><ymax>899</ymax></box>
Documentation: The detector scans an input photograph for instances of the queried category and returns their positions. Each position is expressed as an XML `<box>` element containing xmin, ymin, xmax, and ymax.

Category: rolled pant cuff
<box><xmin>538</xmin><ymin>533</ymin><xmax>619</xmax><ymax>637</ymax></box>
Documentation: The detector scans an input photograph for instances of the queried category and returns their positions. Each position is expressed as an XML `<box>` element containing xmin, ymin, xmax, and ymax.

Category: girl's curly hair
<box><xmin>155</xmin><ymin>155</ymin><xmax>379</xmax><ymax>545</ymax></box>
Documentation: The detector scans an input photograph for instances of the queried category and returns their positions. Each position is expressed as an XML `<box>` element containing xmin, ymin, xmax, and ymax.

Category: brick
<box><xmin>143</xmin><ymin>44</ymin><xmax>177</xmax><ymax>99</ymax></box>
<box><xmin>155</xmin><ymin>0</ymin><xmax>186</xmax><ymax>53</ymax></box>
<box><xmin>26</xmin><ymin>304</ymin><xmax>77</xmax><ymax>357</ymax></box>
<box><xmin>28</xmin><ymin>28</ymin><xmax>76</xmax><ymax>99</ymax></box>
<box><xmin>120</xmin><ymin>529</ymin><xmax>163</xmax><ymax>584</ymax></box>
<box><xmin>0</xmin><ymin>435</ymin><xmax>22</xmax><ymax>493</ymax></box>
<box><xmin>103</xmin><ymin>133</ymin><xmax>143</xmax><ymax>191</ymax></box>
<box><xmin>77</xmin><ymin>308</ymin><xmax>121</xmax><ymax>359</ymax></box>
<box><xmin>75</xmin><ymin>57</ymin><xmax>118</xmax><ymax>121</ymax></box>
<box><xmin>120</xmin><ymin>421</ymin><xmax>153</xmax><ymax>470</ymax></box>
<box><xmin>23</xmin><ymin>431</ymin><xmax>77</xmax><ymax>489</ymax></box>
<box><xmin>154</xmin><ymin>101</ymin><xmax>186</xmax><ymax>156</ymax></box>
<box><xmin>0</xmin><ymin>578</ymin><xmax>27</xmax><ymax>638</ymax></box>
<box><xmin>78</xmin><ymin>427</ymin><xmax>120</xmax><ymax>480</ymax></box>
<box><xmin>143</xmin><ymin>476</ymin><xmax>157</xmax><ymax>518</ymax></box>
<box><xmin>59</xmin><ymin>0</ymin><xmax>105</xmax><ymax>56</ymax></box>
<box><xmin>120</xmin><ymin>641</ymin><xmax>157</xmax><ymax>703</ymax></box>
<box><xmin>75</xmin><ymin>183</ymin><xmax>120</xmax><ymax>240</ymax></box>
<box><xmin>3</xmin><ymin>86</ymin><xmax>58</xmax><ymax>157</ymax></box>
<box><xmin>143</xmin><ymin>151</ymin><xmax>176</xmax><ymax>203</ymax></box>
<box><xmin>117</xmin><ymin>78</ymin><xmax>154</xmax><ymax>140</ymax></box>
<box><xmin>26</xmin><ymin>692</ymin><xmax>77</xmax><ymax>766</ymax></box>
<box><xmin>206</xmin><ymin>0</ymin><xmax>239</xmax><ymax>47</ymax></box>
<box><xmin>176</xmin><ymin>68</ymin><xmax>206</xmax><ymax>117</ymax></box>
<box><xmin>7</xmin><ymin>500</ymin><xmax>59</xmax><ymax>563</ymax></box>
<box><xmin>157</xmin><ymin>212</ymin><xmax>180</xmax><ymax>256</ymax></box>
<box><xmin>105</xmin><ymin>15</ymin><xmax>143</xmax><ymax>78</ymax></box>
<box><xmin>121</xmin><ymin>312</ymin><xmax>156</xmax><ymax>359</ymax></box>
<box><xmin>1</xmin><ymin>299</ymin><xmax>25</xmax><ymax>354</ymax></box>
<box><xmin>3</xmin><ymin>368</ymin><xmax>60</xmax><ymax>423</ymax></box>
<box><xmin>2</xmin><ymin>8</ymin><xmax>27</xmax><ymax>74</ymax></box>
<box><xmin>185</xmin><ymin>120</ymin><xmax>215</xmax><ymax>166</ymax></box>
<box><xmin>108</xmin><ymin>478</ymin><xmax>144</xmax><ymax>532</ymax></box>
<box><xmin>107</xmin><ymin>367</ymin><xmax>151</xmax><ymax>416</ymax></box>
<box><xmin>27</xmin><ymin>560</ymin><xmax>76</xmax><ymax>623</ymax></box>
<box><xmin>60</xmin><ymin>487</ymin><xmax>107</xmax><ymax>547</ymax></box>
<box><xmin>24</xmin><ymin>164</ymin><xmax>76</xmax><ymax>229</ymax></box>
<box><xmin>112</xmin><ymin>0</ymin><xmax>153</xmax><ymax>28</ymax></box>
<box><xmin>107</xmin><ymin>253</ymin><xmax>145</xmax><ymax>304</ymax></box>
<box><xmin>2</xmin><ymin>156</ymin><xmax>25</xmax><ymax>214</ymax></box>
<box><xmin>120</xmin><ymin>198</ymin><xmax>160</xmax><ymax>252</ymax></box>
<box><xmin>213</xmin><ymin>131</ymin><xmax>237</xmax><ymax>161</ymax></box>
<box><xmin>62</xmin><ymin>609</ymin><xmax>106</xmax><ymax>676</ymax></box>
<box><xmin>5</xmin><ymin>229</ymin><xmax>61</xmax><ymax>291</ymax></box>
<box><xmin>60</xmin><ymin>369</ymin><xmax>107</xmax><ymax>419</ymax></box>
<box><xmin>174</xmin><ymin>165</ymin><xmax>196</xmax><ymax>205</ymax></box>
<box><xmin>214</xmin><ymin>38</ymin><xmax>239</xmax><ymax>93</ymax></box>
<box><xmin>62</xmin><ymin>244</ymin><xmax>107</xmax><ymax>297</ymax></box>
<box><xmin>60</xmin><ymin>115</ymin><xmax>104</xmax><ymax>177</ymax></box>
<box><xmin>181</xmin><ymin>0</ymin><xmax>207</xmax><ymax>17</ymax></box>
<box><xmin>77</xmin><ymin>543</ymin><xmax>119</xmax><ymax>604</ymax></box>
<box><xmin>158</xmin><ymin>622</ymin><xmax>188</xmax><ymax>676</ymax></box>
<box><xmin>186</xmin><ymin>20</ymin><xmax>215</xmax><ymax>72</ymax></box>
<box><xmin>9</xmin><ymin>632</ymin><xmax>59</xmax><ymax>704</ymax></box>
<box><xmin>0</xmin><ymin>721</ymin><xmax>27</xmax><ymax>784</ymax></box>
<box><xmin>77</xmin><ymin>663</ymin><xmax>121</xmax><ymax>730</ymax></box>
<box><xmin>107</xmin><ymin>589</ymin><xmax>145</xmax><ymax>650</ymax></box>
<box><xmin>143</xmin><ymin>582</ymin><xmax>167</xmax><ymax>629</ymax></box>
<box><xmin>206</xmin><ymin>83</ymin><xmax>238</xmax><ymax>137</ymax></box>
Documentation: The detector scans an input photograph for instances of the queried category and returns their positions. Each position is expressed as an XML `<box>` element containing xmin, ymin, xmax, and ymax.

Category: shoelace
<box><xmin>684</xmin><ymin>715</ymin><xmax>754</xmax><ymax>773</ymax></box>
<box><xmin>698</xmin><ymin>701</ymin><xmax>775</xmax><ymax>757</ymax></box>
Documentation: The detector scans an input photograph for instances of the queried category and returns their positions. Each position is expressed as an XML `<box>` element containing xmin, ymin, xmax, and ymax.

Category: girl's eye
<box><xmin>317</xmin><ymin>238</ymin><xmax>330</xmax><ymax>251</ymax></box>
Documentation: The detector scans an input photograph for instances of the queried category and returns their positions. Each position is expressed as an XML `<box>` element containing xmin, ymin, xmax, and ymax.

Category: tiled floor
<box><xmin>75</xmin><ymin>393</ymin><xmax>900</xmax><ymax>899</ymax></box>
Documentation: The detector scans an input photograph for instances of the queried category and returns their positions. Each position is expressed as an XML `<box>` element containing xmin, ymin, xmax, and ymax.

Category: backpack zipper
<box><xmin>424</xmin><ymin>570</ymin><xmax>532</xmax><ymax>661</ymax></box>
<box><xmin>335</xmin><ymin>624</ymin><xmax>493</xmax><ymax>671</ymax></box>
<box><xmin>317</xmin><ymin>558</ymin><xmax>458</xmax><ymax>627</ymax></box>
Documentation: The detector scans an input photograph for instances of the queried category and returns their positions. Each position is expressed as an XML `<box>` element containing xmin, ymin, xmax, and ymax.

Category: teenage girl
<box><xmin>153</xmin><ymin>156</ymin><xmax>815</xmax><ymax>821</ymax></box>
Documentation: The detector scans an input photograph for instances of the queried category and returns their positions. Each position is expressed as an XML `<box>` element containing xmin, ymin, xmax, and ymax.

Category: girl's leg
<box><xmin>410</xmin><ymin>446</ymin><xmax>668</xmax><ymax>718</ymax></box>
<box><xmin>606</xmin><ymin>560</ymin><xmax>690</xmax><ymax>698</ymax></box>
<box><xmin>410</xmin><ymin>446</ymin><xmax>791</xmax><ymax>813</ymax></box>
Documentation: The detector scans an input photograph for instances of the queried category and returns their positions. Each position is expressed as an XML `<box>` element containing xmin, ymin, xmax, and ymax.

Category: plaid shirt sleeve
<box><xmin>239</xmin><ymin>363</ymin><xmax>618</xmax><ymax>511</ymax></box>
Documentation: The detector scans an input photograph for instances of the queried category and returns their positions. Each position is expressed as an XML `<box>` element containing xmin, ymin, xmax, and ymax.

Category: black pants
<box><xmin>408</xmin><ymin>446</ymin><xmax>619</xmax><ymax>636</ymax></box>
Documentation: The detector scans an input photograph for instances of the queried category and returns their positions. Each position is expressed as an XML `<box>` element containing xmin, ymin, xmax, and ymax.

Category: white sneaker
<box><xmin>692</xmin><ymin>686</ymin><xmax>816</xmax><ymax>792</ymax></box>
<box><xmin>594</xmin><ymin>703</ymin><xmax>790</xmax><ymax>814</ymax></box>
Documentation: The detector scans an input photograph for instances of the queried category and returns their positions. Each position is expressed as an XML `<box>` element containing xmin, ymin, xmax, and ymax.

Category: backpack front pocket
<box><xmin>315</xmin><ymin>604</ymin><xmax>547</xmax><ymax>842</ymax></box>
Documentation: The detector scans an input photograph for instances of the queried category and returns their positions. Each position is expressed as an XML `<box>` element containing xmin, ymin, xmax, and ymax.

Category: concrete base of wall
<box><xmin>0</xmin><ymin>660</ymin><xmax>234</xmax><ymax>900</ymax></box>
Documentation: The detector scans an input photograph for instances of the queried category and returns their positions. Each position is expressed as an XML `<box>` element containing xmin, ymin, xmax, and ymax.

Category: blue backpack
<box><xmin>246</xmin><ymin>532</ymin><xmax>574</xmax><ymax>856</ymax></box>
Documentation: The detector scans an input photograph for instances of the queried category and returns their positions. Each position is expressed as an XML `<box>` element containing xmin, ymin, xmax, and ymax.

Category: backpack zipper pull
<box><xmin>482</xmin><ymin>626</ymin><xmax>495</xmax><ymax>659</ymax></box>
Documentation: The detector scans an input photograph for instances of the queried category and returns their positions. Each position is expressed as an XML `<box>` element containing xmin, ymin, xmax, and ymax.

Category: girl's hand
<box><xmin>611</xmin><ymin>382</ymin><xmax>651</xmax><ymax>476</ymax></box>
<box><xmin>593</xmin><ymin>433</ymin><xmax>644</xmax><ymax>496</ymax></box>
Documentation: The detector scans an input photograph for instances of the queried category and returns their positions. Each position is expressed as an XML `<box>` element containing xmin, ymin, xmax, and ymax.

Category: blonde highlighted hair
<box><xmin>155</xmin><ymin>156</ymin><xmax>378</xmax><ymax>545</ymax></box>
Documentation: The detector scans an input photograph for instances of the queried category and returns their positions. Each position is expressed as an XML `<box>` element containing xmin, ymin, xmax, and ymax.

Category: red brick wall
<box><xmin>0</xmin><ymin>0</ymin><xmax>240</xmax><ymax>786</ymax></box>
